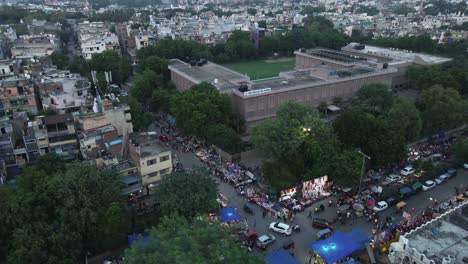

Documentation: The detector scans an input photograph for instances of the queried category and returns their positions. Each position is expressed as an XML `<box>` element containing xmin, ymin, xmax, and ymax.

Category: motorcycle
<box><xmin>328</xmin><ymin>200</ymin><xmax>335</xmax><ymax>207</ymax></box>
<box><xmin>314</xmin><ymin>204</ymin><xmax>325</xmax><ymax>213</ymax></box>
<box><xmin>293</xmin><ymin>224</ymin><xmax>301</xmax><ymax>232</ymax></box>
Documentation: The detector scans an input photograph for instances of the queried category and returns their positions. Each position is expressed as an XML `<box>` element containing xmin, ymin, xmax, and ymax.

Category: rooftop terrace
<box><xmin>169</xmin><ymin>59</ymin><xmax>249</xmax><ymax>92</ymax></box>
<box><xmin>404</xmin><ymin>202</ymin><xmax>468</xmax><ymax>264</ymax></box>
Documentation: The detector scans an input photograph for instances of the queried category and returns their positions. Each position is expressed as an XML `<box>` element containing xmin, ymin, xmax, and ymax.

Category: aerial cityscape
<box><xmin>0</xmin><ymin>0</ymin><xmax>467</xmax><ymax>263</ymax></box>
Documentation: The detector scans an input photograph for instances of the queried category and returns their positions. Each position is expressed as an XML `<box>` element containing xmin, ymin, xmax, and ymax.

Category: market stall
<box><xmin>309</xmin><ymin>231</ymin><xmax>363</xmax><ymax>264</ymax></box>
<box><xmin>264</xmin><ymin>248</ymin><xmax>300</xmax><ymax>264</ymax></box>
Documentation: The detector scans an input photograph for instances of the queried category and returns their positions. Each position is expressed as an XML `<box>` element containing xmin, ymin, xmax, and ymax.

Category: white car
<box><xmin>269</xmin><ymin>222</ymin><xmax>292</xmax><ymax>236</ymax></box>
<box><xmin>463</xmin><ymin>163</ymin><xmax>468</xmax><ymax>169</ymax></box>
<box><xmin>400</xmin><ymin>166</ymin><xmax>416</xmax><ymax>176</ymax></box>
<box><xmin>372</xmin><ymin>201</ymin><xmax>388</xmax><ymax>212</ymax></box>
<box><xmin>386</xmin><ymin>174</ymin><xmax>402</xmax><ymax>183</ymax></box>
<box><xmin>422</xmin><ymin>180</ymin><xmax>436</xmax><ymax>191</ymax></box>
<box><xmin>435</xmin><ymin>174</ymin><xmax>448</xmax><ymax>185</ymax></box>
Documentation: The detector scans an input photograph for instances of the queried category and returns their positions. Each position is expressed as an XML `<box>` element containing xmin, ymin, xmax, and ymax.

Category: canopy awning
<box><xmin>264</xmin><ymin>248</ymin><xmax>300</xmax><ymax>264</ymax></box>
<box><xmin>128</xmin><ymin>233</ymin><xmax>150</xmax><ymax>246</ymax></box>
<box><xmin>346</xmin><ymin>227</ymin><xmax>371</xmax><ymax>247</ymax></box>
<box><xmin>327</xmin><ymin>105</ymin><xmax>341</xmax><ymax>112</ymax></box>
<box><xmin>219</xmin><ymin>207</ymin><xmax>240</xmax><ymax>223</ymax></box>
<box><xmin>310</xmin><ymin>231</ymin><xmax>363</xmax><ymax>264</ymax></box>
<box><xmin>370</xmin><ymin>175</ymin><xmax>381</xmax><ymax>180</ymax></box>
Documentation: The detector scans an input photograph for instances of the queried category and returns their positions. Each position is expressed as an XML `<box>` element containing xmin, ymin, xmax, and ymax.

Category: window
<box><xmin>160</xmin><ymin>155</ymin><xmax>169</xmax><ymax>162</ymax></box>
<box><xmin>147</xmin><ymin>172</ymin><xmax>158</xmax><ymax>178</ymax></box>
<box><xmin>159</xmin><ymin>168</ymin><xmax>170</xmax><ymax>175</ymax></box>
<box><xmin>147</xmin><ymin>158</ymin><xmax>157</xmax><ymax>166</ymax></box>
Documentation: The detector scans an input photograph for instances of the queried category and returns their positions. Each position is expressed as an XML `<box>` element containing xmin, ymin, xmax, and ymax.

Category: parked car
<box><xmin>422</xmin><ymin>180</ymin><xmax>436</xmax><ymax>191</ymax></box>
<box><xmin>445</xmin><ymin>169</ymin><xmax>457</xmax><ymax>179</ymax></box>
<box><xmin>372</xmin><ymin>201</ymin><xmax>389</xmax><ymax>212</ymax></box>
<box><xmin>435</xmin><ymin>174</ymin><xmax>448</xmax><ymax>185</ymax></box>
<box><xmin>400</xmin><ymin>166</ymin><xmax>416</xmax><ymax>176</ymax></box>
<box><xmin>312</xmin><ymin>218</ymin><xmax>335</xmax><ymax>230</ymax></box>
<box><xmin>386</xmin><ymin>174</ymin><xmax>402</xmax><ymax>183</ymax></box>
<box><xmin>256</xmin><ymin>234</ymin><xmax>276</xmax><ymax>249</ymax></box>
<box><xmin>269</xmin><ymin>222</ymin><xmax>292</xmax><ymax>236</ymax></box>
<box><xmin>464</xmin><ymin>163</ymin><xmax>468</xmax><ymax>169</ymax></box>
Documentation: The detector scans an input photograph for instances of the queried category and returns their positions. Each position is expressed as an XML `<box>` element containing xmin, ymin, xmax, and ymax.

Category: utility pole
<box><xmin>357</xmin><ymin>150</ymin><xmax>371</xmax><ymax>198</ymax></box>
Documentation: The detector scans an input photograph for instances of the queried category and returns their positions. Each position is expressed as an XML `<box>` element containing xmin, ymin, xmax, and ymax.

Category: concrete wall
<box><xmin>170</xmin><ymin>70</ymin><xmax>197</xmax><ymax>92</ymax></box>
<box><xmin>232</xmin><ymin>71</ymin><xmax>394</xmax><ymax>124</ymax></box>
<box><xmin>295</xmin><ymin>52</ymin><xmax>351</xmax><ymax>70</ymax></box>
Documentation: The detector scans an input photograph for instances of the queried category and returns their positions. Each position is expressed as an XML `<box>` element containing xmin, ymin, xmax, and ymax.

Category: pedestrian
<box><xmin>308</xmin><ymin>210</ymin><xmax>312</xmax><ymax>218</ymax></box>
<box><xmin>262</xmin><ymin>210</ymin><xmax>267</xmax><ymax>218</ymax></box>
<box><xmin>347</xmin><ymin>211</ymin><xmax>351</xmax><ymax>219</ymax></box>
<box><xmin>253</xmin><ymin>219</ymin><xmax>256</xmax><ymax>228</ymax></box>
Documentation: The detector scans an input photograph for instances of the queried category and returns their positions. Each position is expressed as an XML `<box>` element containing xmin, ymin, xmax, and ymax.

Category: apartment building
<box><xmin>40</xmin><ymin>74</ymin><xmax>91</xmax><ymax>113</ymax></box>
<box><xmin>128</xmin><ymin>132</ymin><xmax>172</xmax><ymax>193</ymax></box>
<box><xmin>11</xmin><ymin>36</ymin><xmax>57</xmax><ymax>59</ymax></box>
<box><xmin>0</xmin><ymin>77</ymin><xmax>38</xmax><ymax>115</ymax></box>
<box><xmin>43</xmin><ymin>114</ymin><xmax>79</xmax><ymax>160</ymax></box>
<box><xmin>76</xmin><ymin>22</ymin><xmax>120</xmax><ymax>60</ymax></box>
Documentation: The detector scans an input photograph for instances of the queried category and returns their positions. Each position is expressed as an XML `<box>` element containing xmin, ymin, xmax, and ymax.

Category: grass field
<box><xmin>223</xmin><ymin>58</ymin><xmax>295</xmax><ymax>80</ymax></box>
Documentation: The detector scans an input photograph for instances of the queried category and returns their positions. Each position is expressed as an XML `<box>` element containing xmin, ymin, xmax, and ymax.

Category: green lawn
<box><xmin>223</xmin><ymin>58</ymin><xmax>295</xmax><ymax>80</ymax></box>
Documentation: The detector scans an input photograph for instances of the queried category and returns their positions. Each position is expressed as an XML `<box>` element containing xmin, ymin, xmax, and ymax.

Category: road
<box><xmin>174</xmin><ymin>148</ymin><xmax>468</xmax><ymax>263</ymax></box>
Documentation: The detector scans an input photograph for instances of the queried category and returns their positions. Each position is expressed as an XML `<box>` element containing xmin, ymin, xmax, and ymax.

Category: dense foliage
<box><xmin>124</xmin><ymin>215</ymin><xmax>263</xmax><ymax>264</ymax></box>
<box><xmin>252</xmin><ymin>102</ymin><xmax>361</xmax><ymax>188</ymax></box>
<box><xmin>0</xmin><ymin>154</ymin><xmax>127</xmax><ymax>263</ymax></box>
<box><xmin>155</xmin><ymin>170</ymin><xmax>219</xmax><ymax>219</ymax></box>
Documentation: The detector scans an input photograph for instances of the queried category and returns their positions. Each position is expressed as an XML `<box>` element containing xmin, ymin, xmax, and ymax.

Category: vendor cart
<box><xmin>396</xmin><ymin>201</ymin><xmax>406</xmax><ymax>210</ymax></box>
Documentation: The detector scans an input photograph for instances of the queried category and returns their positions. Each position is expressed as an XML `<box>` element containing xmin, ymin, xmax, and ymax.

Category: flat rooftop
<box><xmin>404</xmin><ymin>202</ymin><xmax>468</xmax><ymax>264</ymax></box>
<box><xmin>250</xmin><ymin>71</ymin><xmax>322</xmax><ymax>91</ymax></box>
<box><xmin>303</xmin><ymin>48</ymin><xmax>368</xmax><ymax>64</ymax></box>
<box><xmin>169</xmin><ymin>59</ymin><xmax>249</xmax><ymax>92</ymax></box>
<box><xmin>343</xmin><ymin>43</ymin><xmax>452</xmax><ymax>65</ymax></box>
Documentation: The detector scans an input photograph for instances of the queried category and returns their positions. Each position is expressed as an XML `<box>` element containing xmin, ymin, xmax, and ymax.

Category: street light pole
<box><xmin>357</xmin><ymin>150</ymin><xmax>371</xmax><ymax>198</ymax></box>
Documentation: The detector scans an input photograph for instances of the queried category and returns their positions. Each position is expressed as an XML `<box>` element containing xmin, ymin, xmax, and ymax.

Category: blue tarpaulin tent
<box><xmin>370</xmin><ymin>175</ymin><xmax>381</xmax><ymax>180</ymax></box>
<box><xmin>219</xmin><ymin>207</ymin><xmax>241</xmax><ymax>223</ymax></box>
<box><xmin>128</xmin><ymin>233</ymin><xmax>150</xmax><ymax>246</ymax></box>
<box><xmin>343</xmin><ymin>260</ymin><xmax>361</xmax><ymax>264</ymax></box>
<box><xmin>347</xmin><ymin>227</ymin><xmax>371</xmax><ymax>248</ymax></box>
<box><xmin>264</xmin><ymin>248</ymin><xmax>300</xmax><ymax>264</ymax></box>
<box><xmin>310</xmin><ymin>231</ymin><xmax>362</xmax><ymax>264</ymax></box>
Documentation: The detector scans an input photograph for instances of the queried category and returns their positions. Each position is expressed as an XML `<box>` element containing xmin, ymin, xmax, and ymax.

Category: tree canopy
<box><xmin>252</xmin><ymin>101</ymin><xmax>361</xmax><ymax>188</ymax></box>
<box><xmin>170</xmin><ymin>83</ymin><xmax>244</xmax><ymax>138</ymax></box>
<box><xmin>155</xmin><ymin>169</ymin><xmax>219</xmax><ymax>219</ymax></box>
<box><xmin>124</xmin><ymin>215</ymin><xmax>263</xmax><ymax>264</ymax></box>
<box><xmin>387</xmin><ymin>97</ymin><xmax>422</xmax><ymax>142</ymax></box>
<box><xmin>418</xmin><ymin>85</ymin><xmax>468</xmax><ymax>134</ymax></box>
<box><xmin>355</xmin><ymin>83</ymin><xmax>394</xmax><ymax>113</ymax></box>
<box><xmin>0</xmin><ymin>154</ymin><xmax>126</xmax><ymax>263</ymax></box>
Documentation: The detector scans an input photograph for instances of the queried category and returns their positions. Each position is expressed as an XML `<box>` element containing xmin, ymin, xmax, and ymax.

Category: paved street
<box><xmin>174</xmin><ymin>148</ymin><xmax>468</xmax><ymax>264</ymax></box>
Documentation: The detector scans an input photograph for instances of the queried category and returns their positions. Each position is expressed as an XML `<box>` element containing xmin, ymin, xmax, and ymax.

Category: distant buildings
<box><xmin>11</xmin><ymin>35</ymin><xmax>57</xmax><ymax>59</ymax></box>
<box><xmin>76</xmin><ymin>21</ymin><xmax>120</xmax><ymax>60</ymax></box>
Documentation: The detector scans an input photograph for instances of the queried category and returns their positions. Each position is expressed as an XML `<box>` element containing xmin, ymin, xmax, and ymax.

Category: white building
<box><xmin>76</xmin><ymin>22</ymin><xmax>120</xmax><ymax>60</ymax></box>
<box><xmin>388</xmin><ymin>201</ymin><xmax>468</xmax><ymax>264</ymax></box>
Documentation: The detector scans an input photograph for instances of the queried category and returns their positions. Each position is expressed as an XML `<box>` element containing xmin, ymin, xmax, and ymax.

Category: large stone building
<box><xmin>168</xmin><ymin>45</ymin><xmax>451</xmax><ymax>126</ymax></box>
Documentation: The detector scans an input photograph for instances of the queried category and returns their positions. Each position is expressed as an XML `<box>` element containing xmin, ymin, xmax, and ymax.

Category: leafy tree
<box><xmin>89</xmin><ymin>50</ymin><xmax>131</xmax><ymax>85</ymax></box>
<box><xmin>68</xmin><ymin>55</ymin><xmax>90</xmax><ymax>76</ymax></box>
<box><xmin>1</xmin><ymin>155</ymin><xmax>125</xmax><ymax>263</ymax></box>
<box><xmin>124</xmin><ymin>215</ymin><xmax>263</xmax><ymax>264</ymax></box>
<box><xmin>149</xmin><ymin>88</ymin><xmax>178</xmax><ymax>114</ymax></box>
<box><xmin>50</xmin><ymin>51</ymin><xmax>69</xmax><ymax>70</ymax></box>
<box><xmin>419</xmin><ymin>85</ymin><xmax>468</xmax><ymax>134</ymax></box>
<box><xmin>356</xmin><ymin>83</ymin><xmax>394</xmax><ymax>113</ymax></box>
<box><xmin>206</xmin><ymin>124</ymin><xmax>242</xmax><ymax>154</ymax></box>
<box><xmin>170</xmin><ymin>83</ymin><xmax>244</xmax><ymax>138</ymax></box>
<box><xmin>131</xmin><ymin>69</ymin><xmax>163</xmax><ymax>107</ymax></box>
<box><xmin>247</xmin><ymin>8</ymin><xmax>257</xmax><ymax>16</ymax></box>
<box><xmin>121</xmin><ymin>96</ymin><xmax>152</xmax><ymax>131</ymax></box>
<box><xmin>333</xmin><ymin>108</ymin><xmax>406</xmax><ymax>166</ymax></box>
<box><xmin>407</xmin><ymin>65</ymin><xmax>459</xmax><ymax>91</ymax></box>
<box><xmin>257</xmin><ymin>20</ymin><xmax>267</xmax><ymax>29</ymax></box>
<box><xmin>155</xmin><ymin>170</ymin><xmax>218</xmax><ymax>218</ymax></box>
<box><xmin>252</xmin><ymin>101</ymin><xmax>341</xmax><ymax>188</ymax></box>
<box><xmin>137</xmin><ymin>55</ymin><xmax>170</xmax><ymax>81</ymax></box>
<box><xmin>138</xmin><ymin>40</ymin><xmax>212</xmax><ymax>61</ymax></box>
<box><xmin>452</xmin><ymin>139</ymin><xmax>468</xmax><ymax>165</ymax></box>
<box><xmin>387</xmin><ymin>97</ymin><xmax>422</xmax><ymax>141</ymax></box>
